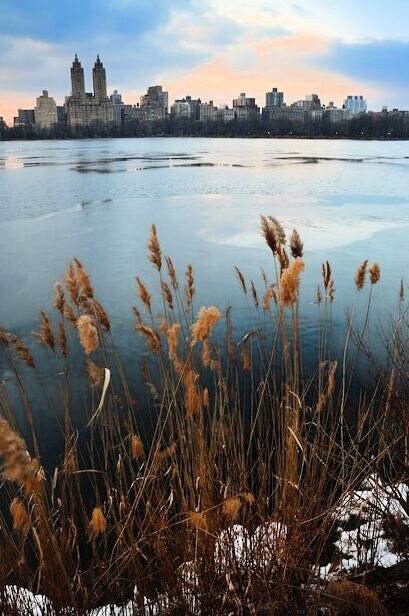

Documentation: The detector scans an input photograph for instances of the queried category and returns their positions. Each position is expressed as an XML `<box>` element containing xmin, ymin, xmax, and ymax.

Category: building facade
<box><xmin>217</xmin><ymin>105</ymin><xmax>235</xmax><ymax>122</ymax></box>
<box><xmin>232</xmin><ymin>93</ymin><xmax>260</xmax><ymax>121</ymax></box>
<box><xmin>198</xmin><ymin>101</ymin><xmax>217</xmax><ymax>122</ymax></box>
<box><xmin>110</xmin><ymin>90</ymin><xmax>124</xmax><ymax>126</ymax></box>
<box><xmin>34</xmin><ymin>90</ymin><xmax>58</xmax><ymax>128</ymax></box>
<box><xmin>266</xmin><ymin>87</ymin><xmax>284</xmax><ymax>108</ymax></box>
<box><xmin>14</xmin><ymin>109</ymin><xmax>35</xmax><ymax>127</ymax></box>
<box><xmin>171</xmin><ymin>100</ymin><xmax>192</xmax><ymax>118</ymax></box>
<box><xmin>139</xmin><ymin>86</ymin><xmax>168</xmax><ymax>121</ymax></box>
<box><xmin>65</xmin><ymin>55</ymin><xmax>113</xmax><ymax>129</ymax></box>
<box><xmin>343</xmin><ymin>95</ymin><xmax>367</xmax><ymax>115</ymax></box>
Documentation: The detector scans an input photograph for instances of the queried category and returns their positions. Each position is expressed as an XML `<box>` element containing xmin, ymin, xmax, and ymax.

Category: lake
<box><xmin>1</xmin><ymin>137</ymin><xmax>409</xmax><ymax>451</ymax></box>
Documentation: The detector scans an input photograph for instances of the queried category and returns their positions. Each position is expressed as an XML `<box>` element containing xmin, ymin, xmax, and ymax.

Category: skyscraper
<box><xmin>34</xmin><ymin>90</ymin><xmax>58</xmax><ymax>128</ymax></box>
<box><xmin>93</xmin><ymin>55</ymin><xmax>107</xmax><ymax>101</ymax></box>
<box><xmin>71</xmin><ymin>54</ymin><xmax>85</xmax><ymax>97</ymax></box>
<box><xmin>66</xmin><ymin>55</ymin><xmax>113</xmax><ymax>129</ymax></box>
<box><xmin>266</xmin><ymin>88</ymin><xmax>284</xmax><ymax>108</ymax></box>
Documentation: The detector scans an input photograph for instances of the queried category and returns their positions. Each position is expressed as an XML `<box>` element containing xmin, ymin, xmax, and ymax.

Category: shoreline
<box><xmin>1</xmin><ymin>134</ymin><xmax>409</xmax><ymax>143</ymax></box>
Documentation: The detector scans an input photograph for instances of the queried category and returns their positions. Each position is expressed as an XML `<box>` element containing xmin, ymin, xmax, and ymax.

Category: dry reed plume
<box><xmin>147</xmin><ymin>224</ymin><xmax>162</xmax><ymax>271</ymax></box>
<box><xmin>279</xmin><ymin>258</ymin><xmax>305</xmax><ymax>306</ymax></box>
<box><xmin>191</xmin><ymin>306</ymin><xmax>222</xmax><ymax>343</ymax></box>
<box><xmin>89</xmin><ymin>507</ymin><xmax>107</xmax><ymax>537</ymax></box>
<box><xmin>77</xmin><ymin>314</ymin><xmax>99</xmax><ymax>355</ymax></box>
<box><xmin>0</xmin><ymin>416</ymin><xmax>39</xmax><ymax>494</ymax></box>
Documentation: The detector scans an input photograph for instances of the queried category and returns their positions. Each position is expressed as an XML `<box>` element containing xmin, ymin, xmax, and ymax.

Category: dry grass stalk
<box><xmin>322</xmin><ymin>261</ymin><xmax>332</xmax><ymax>291</ymax></box>
<box><xmin>263</xmin><ymin>285</ymin><xmax>277</xmax><ymax>311</ymax></box>
<box><xmin>133</xmin><ymin>306</ymin><xmax>143</xmax><ymax>327</ymax></box>
<box><xmin>203</xmin><ymin>388</ymin><xmax>209</xmax><ymax>408</ymax></box>
<box><xmin>165</xmin><ymin>256</ymin><xmax>178</xmax><ymax>290</ymax></box>
<box><xmin>184</xmin><ymin>369</ymin><xmax>201</xmax><ymax>417</ymax></box>
<box><xmin>250</xmin><ymin>281</ymin><xmax>259</xmax><ymax>308</ymax></box>
<box><xmin>240</xmin><ymin>343</ymin><xmax>251</xmax><ymax>371</ymax></box>
<box><xmin>326</xmin><ymin>580</ymin><xmax>388</xmax><ymax>616</ymax></box>
<box><xmin>65</xmin><ymin>262</ymin><xmax>79</xmax><ymax>305</ymax></box>
<box><xmin>269</xmin><ymin>216</ymin><xmax>286</xmax><ymax>245</ymax></box>
<box><xmin>184</xmin><ymin>264</ymin><xmax>195</xmax><ymax>311</ymax></box>
<box><xmin>222</xmin><ymin>497</ymin><xmax>242</xmax><ymax>523</ymax></box>
<box><xmin>260</xmin><ymin>215</ymin><xmax>278</xmax><ymax>255</ymax></box>
<box><xmin>6</xmin><ymin>334</ymin><xmax>35</xmax><ymax>368</ymax></box>
<box><xmin>93</xmin><ymin>300</ymin><xmax>110</xmax><ymax>330</ymax></box>
<box><xmin>277</xmin><ymin>245</ymin><xmax>290</xmax><ymax>273</ymax></box>
<box><xmin>10</xmin><ymin>497</ymin><xmax>30</xmax><ymax>533</ymax></box>
<box><xmin>166</xmin><ymin>323</ymin><xmax>181</xmax><ymax>364</ymax></box>
<box><xmin>279</xmin><ymin>258</ymin><xmax>305</xmax><ymax>306</ymax></box>
<box><xmin>355</xmin><ymin>259</ymin><xmax>368</xmax><ymax>291</ymax></box>
<box><xmin>131</xmin><ymin>435</ymin><xmax>144</xmax><ymax>460</ymax></box>
<box><xmin>0</xmin><ymin>416</ymin><xmax>39</xmax><ymax>493</ymax></box>
<box><xmin>87</xmin><ymin>360</ymin><xmax>104</xmax><ymax>388</ymax></box>
<box><xmin>33</xmin><ymin>310</ymin><xmax>55</xmax><ymax>351</ymax></box>
<box><xmin>328</xmin><ymin>279</ymin><xmax>335</xmax><ymax>303</ymax></box>
<box><xmin>64</xmin><ymin>303</ymin><xmax>77</xmax><ymax>329</ymax></box>
<box><xmin>161</xmin><ymin>281</ymin><xmax>174</xmax><ymax>310</ymax></box>
<box><xmin>400</xmin><ymin>279</ymin><xmax>405</xmax><ymax>302</ymax></box>
<box><xmin>235</xmin><ymin>267</ymin><xmax>247</xmax><ymax>295</ymax></box>
<box><xmin>191</xmin><ymin>306</ymin><xmax>222</xmax><ymax>344</ymax></box>
<box><xmin>74</xmin><ymin>258</ymin><xmax>94</xmax><ymax>299</ymax></box>
<box><xmin>369</xmin><ymin>262</ymin><xmax>381</xmax><ymax>285</ymax></box>
<box><xmin>316</xmin><ymin>285</ymin><xmax>323</xmax><ymax>304</ymax></box>
<box><xmin>53</xmin><ymin>282</ymin><xmax>65</xmax><ymax>314</ymax></box>
<box><xmin>136</xmin><ymin>324</ymin><xmax>161</xmax><ymax>353</ymax></box>
<box><xmin>89</xmin><ymin>507</ymin><xmax>107</xmax><ymax>537</ymax></box>
<box><xmin>135</xmin><ymin>277</ymin><xmax>151</xmax><ymax>312</ymax></box>
<box><xmin>147</xmin><ymin>224</ymin><xmax>162</xmax><ymax>272</ymax></box>
<box><xmin>289</xmin><ymin>229</ymin><xmax>304</xmax><ymax>258</ymax></box>
<box><xmin>77</xmin><ymin>315</ymin><xmax>99</xmax><ymax>355</ymax></box>
<box><xmin>58</xmin><ymin>321</ymin><xmax>67</xmax><ymax>358</ymax></box>
<box><xmin>189</xmin><ymin>511</ymin><xmax>208</xmax><ymax>532</ymax></box>
<box><xmin>201</xmin><ymin>339</ymin><xmax>212</xmax><ymax>367</ymax></box>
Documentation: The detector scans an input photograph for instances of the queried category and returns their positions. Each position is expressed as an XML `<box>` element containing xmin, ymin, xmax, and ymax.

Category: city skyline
<box><xmin>0</xmin><ymin>52</ymin><xmax>401</xmax><ymax>129</ymax></box>
<box><xmin>1</xmin><ymin>0</ymin><xmax>409</xmax><ymax>124</ymax></box>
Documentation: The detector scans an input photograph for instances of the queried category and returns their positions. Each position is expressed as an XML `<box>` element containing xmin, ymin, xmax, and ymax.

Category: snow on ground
<box><xmin>3</xmin><ymin>479</ymin><xmax>408</xmax><ymax>614</ymax></box>
<box><xmin>321</xmin><ymin>475</ymin><xmax>409</xmax><ymax>578</ymax></box>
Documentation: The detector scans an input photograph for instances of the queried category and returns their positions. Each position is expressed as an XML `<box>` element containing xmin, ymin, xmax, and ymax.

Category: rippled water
<box><xmin>1</xmin><ymin>137</ymin><xmax>408</xmax><ymax>448</ymax></box>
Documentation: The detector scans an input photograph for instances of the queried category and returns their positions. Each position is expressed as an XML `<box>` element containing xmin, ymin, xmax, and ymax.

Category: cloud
<box><xmin>324</xmin><ymin>39</ymin><xmax>409</xmax><ymax>86</ymax></box>
<box><xmin>1</xmin><ymin>0</ymin><xmax>409</xmax><ymax>122</ymax></box>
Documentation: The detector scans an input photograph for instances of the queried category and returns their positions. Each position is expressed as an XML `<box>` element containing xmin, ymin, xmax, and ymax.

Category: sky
<box><xmin>1</xmin><ymin>0</ymin><xmax>409</xmax><ymax>123</ymax></box>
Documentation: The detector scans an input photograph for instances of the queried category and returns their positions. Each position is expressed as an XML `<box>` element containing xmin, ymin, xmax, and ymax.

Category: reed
<box><xmin>0</xmin><ymin>220</ymin><xmax>407</xmax><ymax>614</ymax></box>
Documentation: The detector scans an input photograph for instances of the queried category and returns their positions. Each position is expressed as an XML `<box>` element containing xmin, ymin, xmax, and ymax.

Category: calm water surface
<box><xmin>1</xmin><ymin>137</ymin><xmax>409</xmax><ymax>450</ymax></box>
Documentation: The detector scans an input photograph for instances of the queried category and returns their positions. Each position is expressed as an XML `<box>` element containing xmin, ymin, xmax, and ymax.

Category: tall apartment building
<box><xmin>14</xmin><ymin>109</ymin><xmax>35</xmax><ymax>127</ymax></box>
<box><xmin>266</xmin><ymin>87</ymin><xmax>284</xmax><ymax>108</ymax></box>
<box><xmin>171</xmin><ymin>99</ymin><xmax>192</xmax><ymax>118</ymax></box>
<box><xmin>294</xmin><ymin>94</ymin><xmax>322</xmax><ymax>111</ymax></box>
<box><xmin>343</xmin><ymin>95</ymin><xmax>367</xmax><ymax>115</ymax></box>
<box><xmin>198</xmin><ymin>101</ymin><xmax>217</xmax><ymax>122</ymax></box>
<box><xmin>217</xmin><ymin>105</ymin><xmax>235</xmax><ymax>122</ymax></box>
<box><xmin>263</xmin><ymin>87</ymin><xmax>285</xmax><ymax>120</ymax></box>
<box><xmin>110</xmin><ymin>90</ymin><xmax>124</xmax><ymax>126</ymax></box>
<box><xmin>34</xmin><ymin>90</ymin><xmax>58</xmax><ymax>128</ymax></box>
<box><xmin>233</xmin><ymin>93</ymin><xmax>260</xmax><ymax>121</ymax></box>
<box><xmin>139</xmin><ymin>86</ymin><xmax>168</xmax><ymax>121</ymax></box>
<box><xmin>65</xmin><ymin>55</ymin><xmax>113</xmax><ymax>129</ymax></box>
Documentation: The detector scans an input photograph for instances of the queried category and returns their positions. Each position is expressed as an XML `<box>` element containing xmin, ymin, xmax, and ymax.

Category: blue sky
<box><xmin>1</xmin><ymin>0</ymin><xmax>408</xmax><ymax>121</ymax></box>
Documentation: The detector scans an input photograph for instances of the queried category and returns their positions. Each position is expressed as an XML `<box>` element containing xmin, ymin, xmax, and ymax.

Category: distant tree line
<box><xmin>1</xmin><ymin>113</ymin><xmax>409</xmax><ymax>140</ymax></box>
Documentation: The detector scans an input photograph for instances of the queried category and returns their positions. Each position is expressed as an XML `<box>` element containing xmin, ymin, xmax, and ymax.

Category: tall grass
<box><xmin>0</xmin><ymin>219</ymin><xmax>407</xmax><ymax>614</ymax></box>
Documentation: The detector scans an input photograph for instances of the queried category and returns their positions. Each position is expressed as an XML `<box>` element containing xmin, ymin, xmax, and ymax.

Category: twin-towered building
<box><xmin>65</xmin><ymin>55</ymin><xmax>114</xmax><ymax>128</ymax></box>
